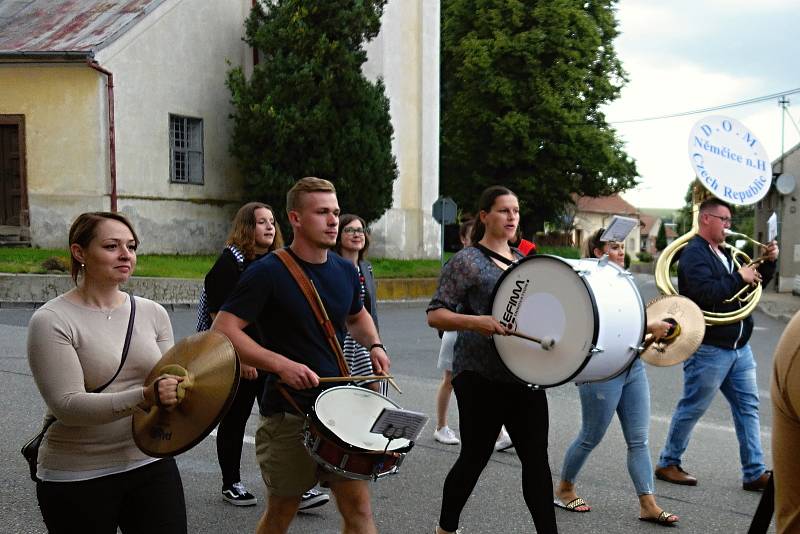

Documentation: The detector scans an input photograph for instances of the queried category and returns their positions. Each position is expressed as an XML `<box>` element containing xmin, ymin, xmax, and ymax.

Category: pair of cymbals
<box><xmin>641</xmin><ymin>295</ymin><xmax>705</xmax><ymax>367</ymax></box>
<box><xmin>133</xmin><ymin>331</ymin><xmax>240</xmax><ymax>457</ymax></box>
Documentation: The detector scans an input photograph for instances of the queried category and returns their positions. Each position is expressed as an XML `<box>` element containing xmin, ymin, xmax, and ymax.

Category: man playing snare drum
<box><xmin>213</xmin><ymin>177</ymin><xmax>389</xmax><ymax>534</ymax></box>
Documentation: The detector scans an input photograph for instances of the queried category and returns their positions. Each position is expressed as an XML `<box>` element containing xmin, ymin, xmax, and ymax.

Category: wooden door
<box><xmin>0</xmin><ymin>124</ymin><xmax>22</xmax><ymax>225</ymax></box>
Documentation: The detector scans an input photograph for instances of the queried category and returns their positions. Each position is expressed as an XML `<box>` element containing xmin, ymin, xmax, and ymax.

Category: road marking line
<box><xmin>210</xmin><ymin>428</ymin><xmax>256</xmax><ymax>445</ymax></box>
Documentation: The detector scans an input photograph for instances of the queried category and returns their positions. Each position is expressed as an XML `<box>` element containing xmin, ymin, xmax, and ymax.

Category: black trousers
<box><xmin>36</xmin><ymin>458</ymin><xmax>186</xmax><ymax>534</ymax></box>
<box><xmin>439</xmin><ymin>371</ymin><xmax>558</xmax><ymax>533</ymax></box>
<box><xmin>216</xmin><ymin>373</ymin><xmax>265</xmax><ymax>487</ymax></box>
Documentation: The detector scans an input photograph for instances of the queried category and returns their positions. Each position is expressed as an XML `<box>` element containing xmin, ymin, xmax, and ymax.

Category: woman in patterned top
<box><xmin>427</xmin><ymin>186</ymin><xmax>557</xmax><ymax>534</ymax></box>
<box><xmin>334</xmin><ymin>214</ymin><xmax>385</xmax><ymax>394</ymax></box>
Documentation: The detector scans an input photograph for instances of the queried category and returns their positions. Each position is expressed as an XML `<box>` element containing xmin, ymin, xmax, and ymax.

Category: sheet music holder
<box><xmin>370</xmin><ymin>408</ymin><xmax>428</xmax><ymax>442</ymax></box>
<box><xmin>599</xmin><ymin>215</ymin><xmax>638</xmax><ymax>243</ymax></box>
<box><xmin>768</xmin><ymin>212</ymin><xmax>778</xmax><ymax>242</ymax></box>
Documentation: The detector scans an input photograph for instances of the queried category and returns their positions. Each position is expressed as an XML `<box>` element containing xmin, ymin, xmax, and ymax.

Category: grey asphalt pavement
<box><xmin>0</xmin><ymin>274</ymin><xmax>782</xmax><ymax>533</ymax></box>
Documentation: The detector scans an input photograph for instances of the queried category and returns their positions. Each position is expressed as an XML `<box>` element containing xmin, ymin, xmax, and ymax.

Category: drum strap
<box><xmin>475</xmin><ymin>243</ymin><xmax>515</xmax><ymax>266</ymax></box>
<box><xmin>274</xmin><ymin>248</ymin><xmax>350</xmax><ymax>377</ymax></box>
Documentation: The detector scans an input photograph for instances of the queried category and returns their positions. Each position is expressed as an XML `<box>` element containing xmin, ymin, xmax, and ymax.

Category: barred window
<box><xmin>169</xmin><ymin>115</ymin><xmax>203</xmax><ymax>184</ymax></box>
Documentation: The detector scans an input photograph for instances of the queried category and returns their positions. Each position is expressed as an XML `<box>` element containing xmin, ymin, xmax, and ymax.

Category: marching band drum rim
<box><xmin>311</xmin><ymin>385</ymin><xmax>414</xmax><ymax>453</ymax></box>
<box><xmin>489</xmin><ymin>254</ymin><xmax>601</xmax><ymax>389</ymax></box>
<box><xmin>570</xmin><ymin>257</ymin><xmax>646</xmax><ymax>384</ymax></box>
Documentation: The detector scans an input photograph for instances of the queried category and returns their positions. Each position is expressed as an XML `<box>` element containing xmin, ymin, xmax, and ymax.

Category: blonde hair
<box><xmin>286</xmin><ymin>177</ymin><xmax>336</xmax><ymax>213</ymax></box>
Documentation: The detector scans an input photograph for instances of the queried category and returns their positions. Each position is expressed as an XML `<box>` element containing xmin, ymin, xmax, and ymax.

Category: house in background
<box><xmin>0</xmin><ymin>0</ymin><xmax>441</xmax><ymax>256</ymax></box>
<box><xmin>639</xmin><ymin>213</ymin><xmax>660</xmax><ymax>254</ymax></box>
<box><xmin>0</xmin><ymin>0</ymin><xmax>253</xmax><ymax>252</ymax></box>
<box><xmin>572</xmin><ymin>194</ymin><xmax>641</xmax><ymax>254</ymax></box>
<box><xmin>755</xmin><ymin>143</ymin><xmax>800</xmax><ymax>292</ymax></box>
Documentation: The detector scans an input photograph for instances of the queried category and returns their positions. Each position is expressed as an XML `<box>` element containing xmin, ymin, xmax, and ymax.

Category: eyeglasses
<box><xmin>343</xmin><ymin>227</ymin><xmax>366</xmax><ymax>235</ymax></box>
<box><xmin>706</xmin><ymin>213</ymin><xmax>732</xmax><ymax>226</ymax></box>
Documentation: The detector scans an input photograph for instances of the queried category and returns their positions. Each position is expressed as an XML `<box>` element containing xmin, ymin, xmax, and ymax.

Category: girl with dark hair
<box><xmin>554</xmin><ymin>228</ymin><xmax>678</xmax><ymax>525</ymax></box>
<box><xmin>428</xmin><ymin>186</ymin><xmax>558</xmax><ymax>534</ymax></box>
<box><xmin>28</xmin><ymin>212</ymin><xmax>187</xmax><ymax>533</ymax></box>
<box><xmin>334</xmin><ymin>214</ymin><xmax>384</xmax><ymax>394</ymax></box>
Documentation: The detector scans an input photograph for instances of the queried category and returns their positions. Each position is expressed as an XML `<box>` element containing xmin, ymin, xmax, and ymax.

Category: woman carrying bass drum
<box><xmin>427</xmin><ymin>186</ymin><xmax>557</xmax><ymax>534</ymax></box>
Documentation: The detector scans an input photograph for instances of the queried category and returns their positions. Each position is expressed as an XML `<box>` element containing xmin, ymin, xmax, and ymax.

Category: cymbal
<box><xmin>641</xmin><ymin>295</ymin><xmax>705</xmax><ymax>367</ymax></box>
<box><xmin>133</xmin><ymin>331</ymin><xmax>240</xmax><ymax>457</ymax></box>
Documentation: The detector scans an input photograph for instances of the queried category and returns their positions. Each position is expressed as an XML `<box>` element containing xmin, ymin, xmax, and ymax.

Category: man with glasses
<box><xmin>655</xmin><ymin>198</ymin><xmax>778</xmax><ymax>491</ymax></box>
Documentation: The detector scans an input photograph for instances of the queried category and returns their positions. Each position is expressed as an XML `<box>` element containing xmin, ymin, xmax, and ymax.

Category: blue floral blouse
<box><xmin>427</xmin><ymin>246</ymin><xmax>522</xmax><ymax>383</ymax></box>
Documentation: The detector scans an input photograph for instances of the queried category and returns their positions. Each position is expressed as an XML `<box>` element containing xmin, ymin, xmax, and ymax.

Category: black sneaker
<box><xmin>222</xmin><ymin>482</ymin><xmax>257</xmax><ymax>506</ymax></box>
<box><xmin>297</xmin><ymin>488</ymin><xmax>330</xmax><ymax>512</ymax></box>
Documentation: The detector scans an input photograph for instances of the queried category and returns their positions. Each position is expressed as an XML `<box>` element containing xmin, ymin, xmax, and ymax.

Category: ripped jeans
<box><xmin>561</xmin><ymin>358</ymin><xmax>654</xmax><ymax>495</ymax></box>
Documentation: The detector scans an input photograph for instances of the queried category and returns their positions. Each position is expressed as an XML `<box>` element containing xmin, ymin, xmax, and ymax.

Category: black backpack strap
<box><xmin>92</xmin><ymin>293</ymin><xmax>136</xmax><ymax>393</ymax></box>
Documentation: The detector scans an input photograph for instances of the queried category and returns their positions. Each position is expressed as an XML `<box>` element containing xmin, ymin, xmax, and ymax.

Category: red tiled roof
<box><xmin>0</xmin><ymin>0</ymin><xmax>165</xmax><ymax>56</ymax></box>
<box><xmin>575</xmin><ymin>194</ymin><xmax>639</xmax><ymax>216</ymax></box>
<box><xmin>640</xmin><ymin>213</ymin><xmax>656</xmax><ymax>234</ymax></box>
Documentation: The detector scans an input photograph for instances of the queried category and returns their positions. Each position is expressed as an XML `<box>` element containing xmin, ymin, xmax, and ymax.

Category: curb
<box><xmin>0</xmin><ymin>273</ymin><xmax>437</xmax><ymax>308</ymax></box>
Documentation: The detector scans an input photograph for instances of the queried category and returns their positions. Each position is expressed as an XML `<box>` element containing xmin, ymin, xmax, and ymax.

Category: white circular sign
<box><xmin>687</xmin><ymin>115</ymin><xmax>772</xmax><ymax>205</ymax></box>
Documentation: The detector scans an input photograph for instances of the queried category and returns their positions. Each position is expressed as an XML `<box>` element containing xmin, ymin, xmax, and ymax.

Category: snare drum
<box><xmin>491</xmin><ymin>255</ymin><xmax>645</xmax><ymax>388</ymax></box>
<box><xmin>304</xmin><ymin>386</ymin><xmax>413</xmax><ymax>481</ymax></box>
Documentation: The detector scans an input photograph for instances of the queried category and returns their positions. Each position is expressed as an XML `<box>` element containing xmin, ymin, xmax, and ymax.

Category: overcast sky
<box><xmin>604</xmin><ymin>0</ymin><xmax>800</xmax><ymax>209</ymax></box>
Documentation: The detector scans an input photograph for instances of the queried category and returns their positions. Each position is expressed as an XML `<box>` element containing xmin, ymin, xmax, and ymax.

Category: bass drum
<box><xmin>491</xmin><ymin>255</ymin><xmax>645</xmax><ymax>388</ymax></box>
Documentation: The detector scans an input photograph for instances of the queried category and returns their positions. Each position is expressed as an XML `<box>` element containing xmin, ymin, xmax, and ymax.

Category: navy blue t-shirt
<box><xmin>221</xmin><ymin>247</ymin><xmax>362</xmax><ymax>415</ymax></box>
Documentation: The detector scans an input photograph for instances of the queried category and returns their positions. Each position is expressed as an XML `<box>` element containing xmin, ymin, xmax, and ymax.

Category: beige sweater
<box><xmin>27</xmin><ymin>294</ymin><xmax>173</xmax><ymax>476</ymax></box>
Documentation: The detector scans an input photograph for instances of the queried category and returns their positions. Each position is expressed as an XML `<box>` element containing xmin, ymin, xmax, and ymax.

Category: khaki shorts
<box><xmin>255</xmin><ymin>412</ymin><xmax>345</xmax><ymax>496</ymax></box>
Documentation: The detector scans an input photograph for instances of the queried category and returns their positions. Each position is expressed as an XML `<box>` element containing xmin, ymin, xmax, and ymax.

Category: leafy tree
<box><xmin>655</xmin><ymin>220</ymin><xmax>667</xmax><ymax>251</ymax></box>
<box><xmin>227</xmin><ymin>1</ymin><xmax>398</xmax><ymax>232</ymax></box>
<box><xmin>441</xmin><ymin>0</ymin><xmax>638</xmax><ymax>234</ymax></box>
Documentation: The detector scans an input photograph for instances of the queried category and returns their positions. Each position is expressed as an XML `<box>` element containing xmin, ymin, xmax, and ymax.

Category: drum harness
<box><xmin>272</xmin><ymin>248</ymin><xmax>403</xmax><ymax>476</ymax></box>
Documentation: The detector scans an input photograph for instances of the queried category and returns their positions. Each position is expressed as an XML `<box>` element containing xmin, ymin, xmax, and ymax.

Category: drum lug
<box><xmin>590</xmin><ymin>346</ymin><xmax>604</xmax><ymax>355</ymax></box>
<box><xmin>575</xmin><ymin>269</ymin><xmax>591</xmax><ymax>278</ymax></box>
<box><xmin>339</xmin><ymin>454</ymin><xmax>350</xmax><ymax>470</ymax></box>
<box><xmin>618</xmin><ymin>271</ymin><xmax>635</xmax><ymax>279</ymax></box>
<box><xmin>631</xmin><ymin>344</ymin><xmax>645</xmax><ymax>353</ymax></box>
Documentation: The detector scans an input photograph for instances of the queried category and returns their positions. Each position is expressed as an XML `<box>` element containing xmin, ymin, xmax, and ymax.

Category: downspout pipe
<box><xmin>87</xmin><ymin>60</ymin><xmax>118</xmax><ymax>212</ymax></box>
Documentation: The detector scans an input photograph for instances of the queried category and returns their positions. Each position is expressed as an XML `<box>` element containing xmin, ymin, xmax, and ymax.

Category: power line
<box><xmin>609</xmin><ymin>87</ymin><xmax>800</xmax><ymax>124</ymax></box>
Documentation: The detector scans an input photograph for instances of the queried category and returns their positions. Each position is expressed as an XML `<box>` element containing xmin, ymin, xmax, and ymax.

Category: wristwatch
<box><xmin>369</xmin><ymin>343</ymin><xmax>386</xmax><ymax>352</ymax></box>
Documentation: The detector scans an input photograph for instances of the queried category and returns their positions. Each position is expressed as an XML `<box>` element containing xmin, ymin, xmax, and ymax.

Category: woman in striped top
<box><xmin>334</xmin><ymin>214</ymin><xmax>385</xmax><ymax>394</ymax></box>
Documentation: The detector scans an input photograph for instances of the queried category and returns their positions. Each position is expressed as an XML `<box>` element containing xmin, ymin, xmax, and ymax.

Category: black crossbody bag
<box><xmin>21</xmin><ymin>294</ymin><xmax>136</xmax><ymax>483</ymax></box>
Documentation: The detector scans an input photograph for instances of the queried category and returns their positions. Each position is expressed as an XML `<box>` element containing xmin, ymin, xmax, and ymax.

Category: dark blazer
<box><xmin>678</xmin><ymin>234</ymin><xmax>775</xmax><ymax>349</ymax></box>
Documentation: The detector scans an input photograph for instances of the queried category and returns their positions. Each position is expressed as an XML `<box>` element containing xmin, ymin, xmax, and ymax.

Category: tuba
<box><xmin>654</xmin><ymin>116</ymin><xmax>773</xmax><ymax>326</ymax></box>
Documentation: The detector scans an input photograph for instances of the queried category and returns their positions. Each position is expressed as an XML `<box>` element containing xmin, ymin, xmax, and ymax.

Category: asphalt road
<box><xmin>0</xmin><ymin>274</ymin><xmax>780</xmax><ymax>533</ymax></box>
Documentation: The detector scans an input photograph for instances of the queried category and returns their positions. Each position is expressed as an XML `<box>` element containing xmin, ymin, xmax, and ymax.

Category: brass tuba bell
<box><xmin>654</xmin><ymin>182</ymin><xmax>763</xmax><ymax>326</ymax></box>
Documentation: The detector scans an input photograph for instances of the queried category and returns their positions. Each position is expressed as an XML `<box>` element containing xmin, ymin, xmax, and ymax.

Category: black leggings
<box><xmin>439</xmin><ymin>371</ymin><xmax>557</xmax><ymax>533</ymax></box>
<box><xmin>217</xmin><ymin>373</ymin><xmax>265</xmax><ymax>486</ymax></box>
<box><xmin>36</xmin><ymin>458</ymin><xmax>186</xmax><ymax>534</ymax></box>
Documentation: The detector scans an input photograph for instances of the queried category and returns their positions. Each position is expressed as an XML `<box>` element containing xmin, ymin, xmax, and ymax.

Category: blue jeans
<box><xmin>657</xmin><ymin>343</ymin><xmax>766</xmax><ymax>483</ymax></box>
<box><xmin>561</xmin><ymin>359</ymin><xmax>654</xmax><ymax>495</ymax></box>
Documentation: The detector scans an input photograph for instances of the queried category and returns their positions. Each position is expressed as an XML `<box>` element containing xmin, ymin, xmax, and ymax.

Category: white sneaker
<box><xmin>433</xmin><ymin>426</ymin><xmax>460</xmax><ymax>445</ymax></box>
<box><xmin>495</xmin><ymin>427</ymin><xmax>513</xmax><ymax>452</ymax></box>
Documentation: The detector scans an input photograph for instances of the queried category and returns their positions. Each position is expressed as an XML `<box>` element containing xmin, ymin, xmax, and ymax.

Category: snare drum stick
<box><xmin>317</xmin><ymin>375</ymin><xmax>394</xmax><ymax>383</ymax></box>
<box><xmin>507</xmin><ymin>331</ymin><xmax>555</xmax><ymax>350</ymax></box>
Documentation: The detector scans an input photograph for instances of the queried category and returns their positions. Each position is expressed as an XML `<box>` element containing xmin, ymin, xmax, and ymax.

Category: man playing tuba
<box><xmin>654</xmin><ymin>197</ymin><xmax>778</xmax><ymax>491</ymax></box>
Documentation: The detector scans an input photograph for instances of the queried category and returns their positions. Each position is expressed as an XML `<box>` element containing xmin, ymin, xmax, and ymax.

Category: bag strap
<box><xmin>92</xmin><ymin>293</ymin><xmax>136</xmax><ymax>393</ymax></box>
<box><xmin>274</xmin><ymin>248</ymin><xmax>350</xmax><ymax>377</ymax></box>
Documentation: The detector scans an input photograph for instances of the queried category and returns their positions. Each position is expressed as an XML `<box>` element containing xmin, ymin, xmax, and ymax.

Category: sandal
<box><xmin>553</xmin><ymin>497</ymin><xmax>590</xmax><ymax>513</ymax></box>
<box><xmin>639</xmin><ymin>510</ymin><xmax>679</xmax><ymax>526</ymax></box>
